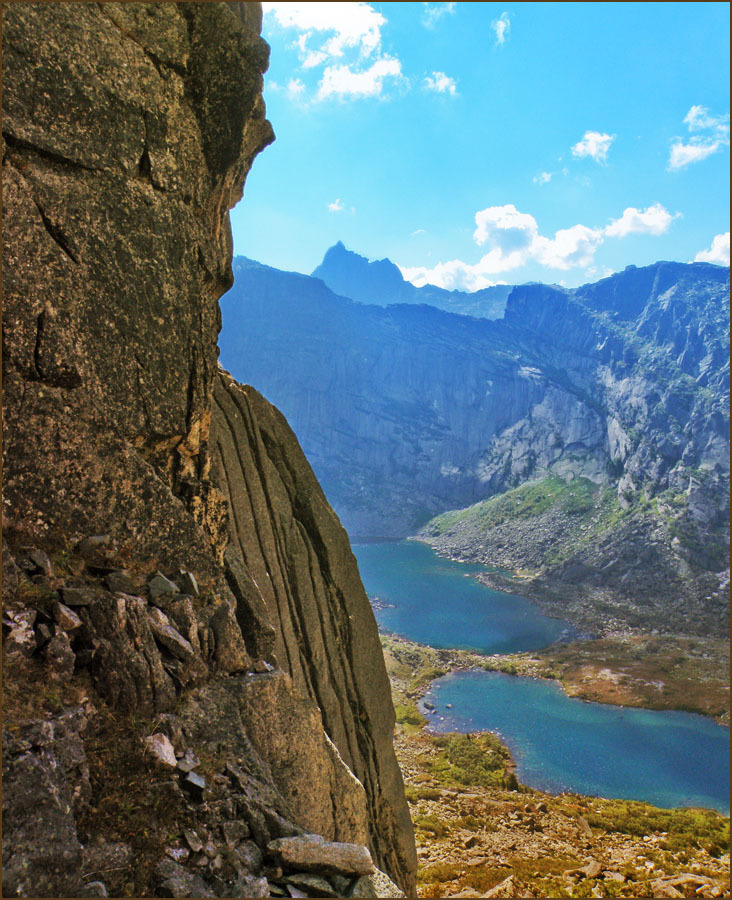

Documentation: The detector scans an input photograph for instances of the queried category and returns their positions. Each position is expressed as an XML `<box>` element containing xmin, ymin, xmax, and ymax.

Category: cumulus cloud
<box><xmin>422</xmin><ymin>2</ymin><xmax>456</xmax><ymax>29</ymax></box>
<box><xmin>398</xmin><ymin>201</ymin><xmax>680</xmax><ymax>290</ymax></box>
<box><xmin>492</xmin><ymin>11</ymin><xmax>510</xmax><ymax>45</ymax></box>
<box><xmin>533</xmin><ymin>171</ymin><xmax>553</xmax><ymax>185</ymax></box>
<box><xmin>668</xmin><ymin>105</ymin><xmax>730</xmax><ymax>170</ymax></box>
<box><xmin>604</xmin><ymin>203</ymin><xmax>680</xmax><ymax>238</ymax></box>
<box><xmin>423</xmin><ymin>71</ymin><xmax>457</xmax><ymax>96</ymax></box>
<box><xmin>328</xmin><ymin>198</ymin><xmax>344</xmax><ymax>212</ymax></box>
<box><xmin>318</xmin><ymin>57</ymin><xmax>402</xmax><ymax>99</ymax></box>
<box><xmin>572</xmin><ymin>131</ymin><xmax>615</xmax><ymax>163</ymax></box>
<box><xmin>263</xmin><ymin>2</ymin><xmax>403</xmax><ymax>101</ymax></box>
<box><xmin>694</xmin><ymin>232</ymin><xmax>730</xmax><ymax>266</ymax></box>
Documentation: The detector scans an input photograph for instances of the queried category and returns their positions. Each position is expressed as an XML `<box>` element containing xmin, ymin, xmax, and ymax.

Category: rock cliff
<box><xmin>2</xmin><ymin>4</ymin><xmax>415</xmax><ymax>897</ymax></box>
<box><xmin>219</xmin><ymin>257</ymin><xmax>729</xmax><ymax>633</ymax></box>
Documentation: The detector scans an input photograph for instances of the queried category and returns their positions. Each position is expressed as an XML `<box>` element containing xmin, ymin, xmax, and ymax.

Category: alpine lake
<box><xmin>352</xmin><ymin>539</ymin><xmax>730</xmax><ymax>815</ymax></box>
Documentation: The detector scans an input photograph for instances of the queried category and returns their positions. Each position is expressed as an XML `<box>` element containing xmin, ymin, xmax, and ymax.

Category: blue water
<box><xmin>352</xmin><ymin>540</ymin><xmax>730</xmax><ymax>814</ymax></box>
<box><xmin>352</xmin><ymin>540</ymin><xmax>577</xmax><ymax>653</ymax></box>
<box><xmin>422</xmin><ymin>671</ymin><xmax>731</xmax><ymax>814</ymax></box>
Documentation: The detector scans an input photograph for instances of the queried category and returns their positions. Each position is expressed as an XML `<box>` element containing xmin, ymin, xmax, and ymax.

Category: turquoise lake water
<box><xmin>422</xmin><ymin>671</ymin><xmax>730</xmax><ymax>814</ymax></box>
<box><xmin>352</xmin><ymin>540</ymin><xmax>730</xmax><ymax>814</ymax></box>
<box><xmin>352</xmin><ymin>540</ymin><xmax>578</xmax><ymax>653</ymax></box>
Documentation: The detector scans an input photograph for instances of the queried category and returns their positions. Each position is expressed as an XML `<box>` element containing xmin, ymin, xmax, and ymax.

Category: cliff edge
<box><xmin>2</xmin><ymin>3</ymin><xmax>415</xmax><ymax>896</ymax></box>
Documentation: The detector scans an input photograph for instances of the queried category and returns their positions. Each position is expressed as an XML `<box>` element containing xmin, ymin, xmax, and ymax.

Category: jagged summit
<box><xmin>312</xmin><ymin>242</ymin><xmax>412</xmax><ymax>306</ymax></box>
<box><xmin>310</xmin><ymin>242</ymin><xmax>512</xmax><ymax>318</ymax></box>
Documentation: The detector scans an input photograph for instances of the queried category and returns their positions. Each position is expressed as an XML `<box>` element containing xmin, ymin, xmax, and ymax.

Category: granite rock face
<box><xmin>2</xmin><ymin>4</ymin><xmax>415</xmax><ymax>896</ymax></box>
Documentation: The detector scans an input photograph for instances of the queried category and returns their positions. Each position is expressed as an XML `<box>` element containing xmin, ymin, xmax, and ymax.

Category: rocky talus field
<box><xmin>2</xmin><ymin>4</ymin><xmax>414</xmax><ymax>897</ymax></box>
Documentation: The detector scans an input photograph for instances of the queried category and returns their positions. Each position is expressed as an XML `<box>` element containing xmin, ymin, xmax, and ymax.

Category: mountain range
<box><xmin>219</xmin><ymin>245</ymin><xmax>730</xmax><ymax>635</ymax></box>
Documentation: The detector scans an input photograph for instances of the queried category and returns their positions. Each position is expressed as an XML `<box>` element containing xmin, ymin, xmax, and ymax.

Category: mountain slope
<box><xmin>219</xmin><ymin>256</ymin><xmax>730</xmax><ymax>634</ymax></box>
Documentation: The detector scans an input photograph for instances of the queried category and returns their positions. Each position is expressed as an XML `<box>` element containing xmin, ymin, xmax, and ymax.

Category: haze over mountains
<box><xmin>219</xmin><ymin>245</ymin><xmax>730</xmax><ymax>634</ymax></box>
<box><xmin>312</xmin><ymin>241</ymin><xmax>513</xmax><ymax>319</ymax></box>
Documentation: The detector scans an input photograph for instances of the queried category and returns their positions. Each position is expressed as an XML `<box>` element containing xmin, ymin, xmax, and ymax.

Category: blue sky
<box><xmin>230</xmin><ymin>2</ymin><xmax>730</xmax><ymax>289</ymax></box>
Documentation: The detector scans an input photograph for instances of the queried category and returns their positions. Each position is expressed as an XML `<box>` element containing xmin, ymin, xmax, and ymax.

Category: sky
<box><xmin>230</xmin><ymin>2</ymin><xmax>730</xmax><ymax>290</ymax></box>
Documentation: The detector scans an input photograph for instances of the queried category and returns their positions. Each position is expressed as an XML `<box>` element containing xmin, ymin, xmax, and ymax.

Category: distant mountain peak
<box><xmin>312</xmin><ymin>243</ymin><xmax>409</xmax><ymax>305</ymax></box>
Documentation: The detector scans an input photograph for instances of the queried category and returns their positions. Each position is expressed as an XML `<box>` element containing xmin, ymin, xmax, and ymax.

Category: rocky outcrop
<box><xmin>210</xmin><ymin>372</ymin><xmax>416</xmax><ymax>886</ymax></box>
<box><xmin>2</xmin><ymin>3</ymin><xmax>415</xmax><ymax>897</ymax></box>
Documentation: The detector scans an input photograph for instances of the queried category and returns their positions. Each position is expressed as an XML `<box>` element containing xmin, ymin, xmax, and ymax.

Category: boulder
<box><xmin>267</xmin><ymin>834</ymin><xmax>375</xmax><ymax>877</ymax></box>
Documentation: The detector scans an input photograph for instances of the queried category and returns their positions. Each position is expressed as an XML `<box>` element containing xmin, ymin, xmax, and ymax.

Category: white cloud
<box><xmin>422</xmin><ymin>2</ymin><xmax>456</xmax><ymax>29</ymax></box>
<box><xmin>328</xmin><ymin>198</ymin><xmax>344</xmax><ymax>212</ymax></box>
<box><xmin>423</xmin><ymin>71</ymin><xmax>457</xmax><ymax>96</ymax></box>
<box><xmin>492</xmin><ymin>11</ymin><xmax>510</xmax><ymax>45</ymax></box>
<box><xmin>318</xmin><ymin>57</ymin><xmax>402</xmax><ymax>99</ymax></box>
<box><xmin>533</xmin><ymin>224</ymin><xmax>604</xmax><ymax>269</ymax></box>
<box><xmin>604</xmin><ymin>203</ymin><xmax>679</xmax><ymax>238</ymax></box>
<box><xmin>668</xmin><ymin>105</ymin><xmax>730</xmax><ymax>170</ymax></box>
<box><xmin>263</xmin><ymin>2</ymin><xmax>403</xmax><ymax>101</ymax></box>
<box><xmin>572</xmin><ymin>131</ymin><xmax>615</xmax><ymax>163</ymax></box>
<box><xmin>694</xmin><ymin>232</ymin><xmax>730</xmax><ymax>265</ymax></box>
<box><xmin>668</xmin><ymin>142</ymin><xmax>723</xmax><ymax>169</ymax></box>
<box><xmin>684</xmin><ymin>105</ymin><xmax>729</xmax><ymax>133</ymax></box>
<box><xmin>411</xmin><ymin>228</ymin><xmax>426</xmax><ymax>236</ymax></box>
<box><xmin>287</xmin><ymin>78</ymin><xmax>306</xmax><ymax>99</ymax></box>
<box><xmin>533</xmin><ymin>171</ymin><xmax>553</xmax><ymax>185</ymax></box>
<box><xmin>398</xmin><ymin>201</ymin><xmax>680</xmax><ymax>290</ymax></box>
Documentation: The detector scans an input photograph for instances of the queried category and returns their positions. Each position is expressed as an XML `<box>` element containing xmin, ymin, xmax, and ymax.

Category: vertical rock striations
<box><xmin>211</xmin><ymin>372</ymin><xmax>417</xmax><ymax>888</ymax></box>
<box><xmin>2</xmin><ymin>3</ymin><xmax>415</xmax><ymax>896</ymax></box>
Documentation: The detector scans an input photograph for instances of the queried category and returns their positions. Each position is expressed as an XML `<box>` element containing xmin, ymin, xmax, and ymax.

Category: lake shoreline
<box><xmin>378</xmin><ymin>628</ymin><xmax>730</xmax><ymax>728</ymax></box>
<box><xmin>403</xmin><ymin>536</ymin><xmax>730</xmax><ymax>726</ymax></box>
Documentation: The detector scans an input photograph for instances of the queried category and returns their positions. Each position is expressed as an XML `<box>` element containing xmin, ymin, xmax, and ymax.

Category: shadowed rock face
<box><xmin>221</xmin><ymin>258</ymin><xmax>729</xmax><ymax>541</ymax></box>
<box><xmin>2</xmin><ymin>3</ymin><xmax>415</xmax><ymax>896</ymax></box>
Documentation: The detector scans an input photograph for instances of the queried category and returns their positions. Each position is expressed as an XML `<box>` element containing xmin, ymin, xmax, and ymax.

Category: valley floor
<box><xmin>381</xmin><ymin>636</ymin><xmax>730</xmax><ymax>899</ymax></box>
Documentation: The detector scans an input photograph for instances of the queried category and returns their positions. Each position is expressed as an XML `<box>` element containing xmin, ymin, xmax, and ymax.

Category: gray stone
<box><xmin>166</xmin><ymin>846</ymin><xmax>190</xmax><ymax>863</ymax></box>
<box><xmin>144</xmin><ymin>733</ymin><xmax>178</xmax><ymax>768</ymax></box>
<box><xmin>154</xmin><ymin>859</ymin><xmax>215</xmax><ymax>898</ymax></box>
<box><xmin>184</xmin><ymin>830</ymin><xmax>204</xmax><ymax>853</ymax></box>
<box><xmin>208</xmin><ymin>603</ymin><xmax>251</xmax><ymax>673</ymax></box>
<box><xmin>28</xmin><ymin>548</ymin><xmax>54</xmax><ymax>577</ymax></box>
<box><xmin>61</xmin><ymin>587</ymin><xmax>96</xmax><ymax>607</ymax></box>
<box><xmin>78</xmin><ymin>881</ymin><xmax>109</xmax><ymax>897</ymax></box>
<box><xmin>3</xmin><ymin>606</ymin><xmax>38</xmax><ymax>656</ymax></box>
<box><xmin>347</xmin><ymin>869</ymin><xmax>407</xmax><ymax>898</ymax></box>
<box><xmin>2</xmin><ymin>710</ymin><xmax>90</xmax><ymax>897</ymax></box>
<box><xmin>52</xmin><ymin>600</ymin><xmax>83</xmax><ymax>632</ymax></box>
<box><xmin>148</xmin><ymin>572</ymin><xmax>179</xmax><ymax>602</ymax></box>
<box><xmin>267</xmin><ymin>835</ymin><xmax>375</xmax><ymax>877</ymax></box>
<box><xmin>285</xmin><ymin>872</ymin><xmax>341</xmax><ymax>897</ymax></box>
<box><xmin>222</xmin><ymin>820</ymin><xmax>249</xmax><ymax>848</ymax></box>
<box><xmin>234</xmin><ymin>875</ymin><xmax>270</xmax><ymax>898</ymax></box>
<box><xmin>183</xmin><ymin>771</ymin><xmax>207</xmax><ymax>801</ymax></box>
<box><xmin>44</xmin><ymin>629</ymin><xmax>76</xmax><ymax>678</ymax></box>
<box><xmin>176</xmin><ymin>568</ymin><xmax>199</xmax><ymax>597</ymax></box>
<box><xmin>103</xmin><ymin>571</ymin><xmax>137</xmax><ymax>595</ymax></box>
<box><xmin>176</xmin><ymin>748</ymin><xmax>200</xmax><ymax>773</ymax></box>
<box><xmin>235</xmin><ymin>840</ymin><xmax>263</xmax><ymax>873</ymax></box>
<box><xmin>147</xmin><ymin>607</ymin><xmax>196</xmax><ymax>660</ymax></box>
